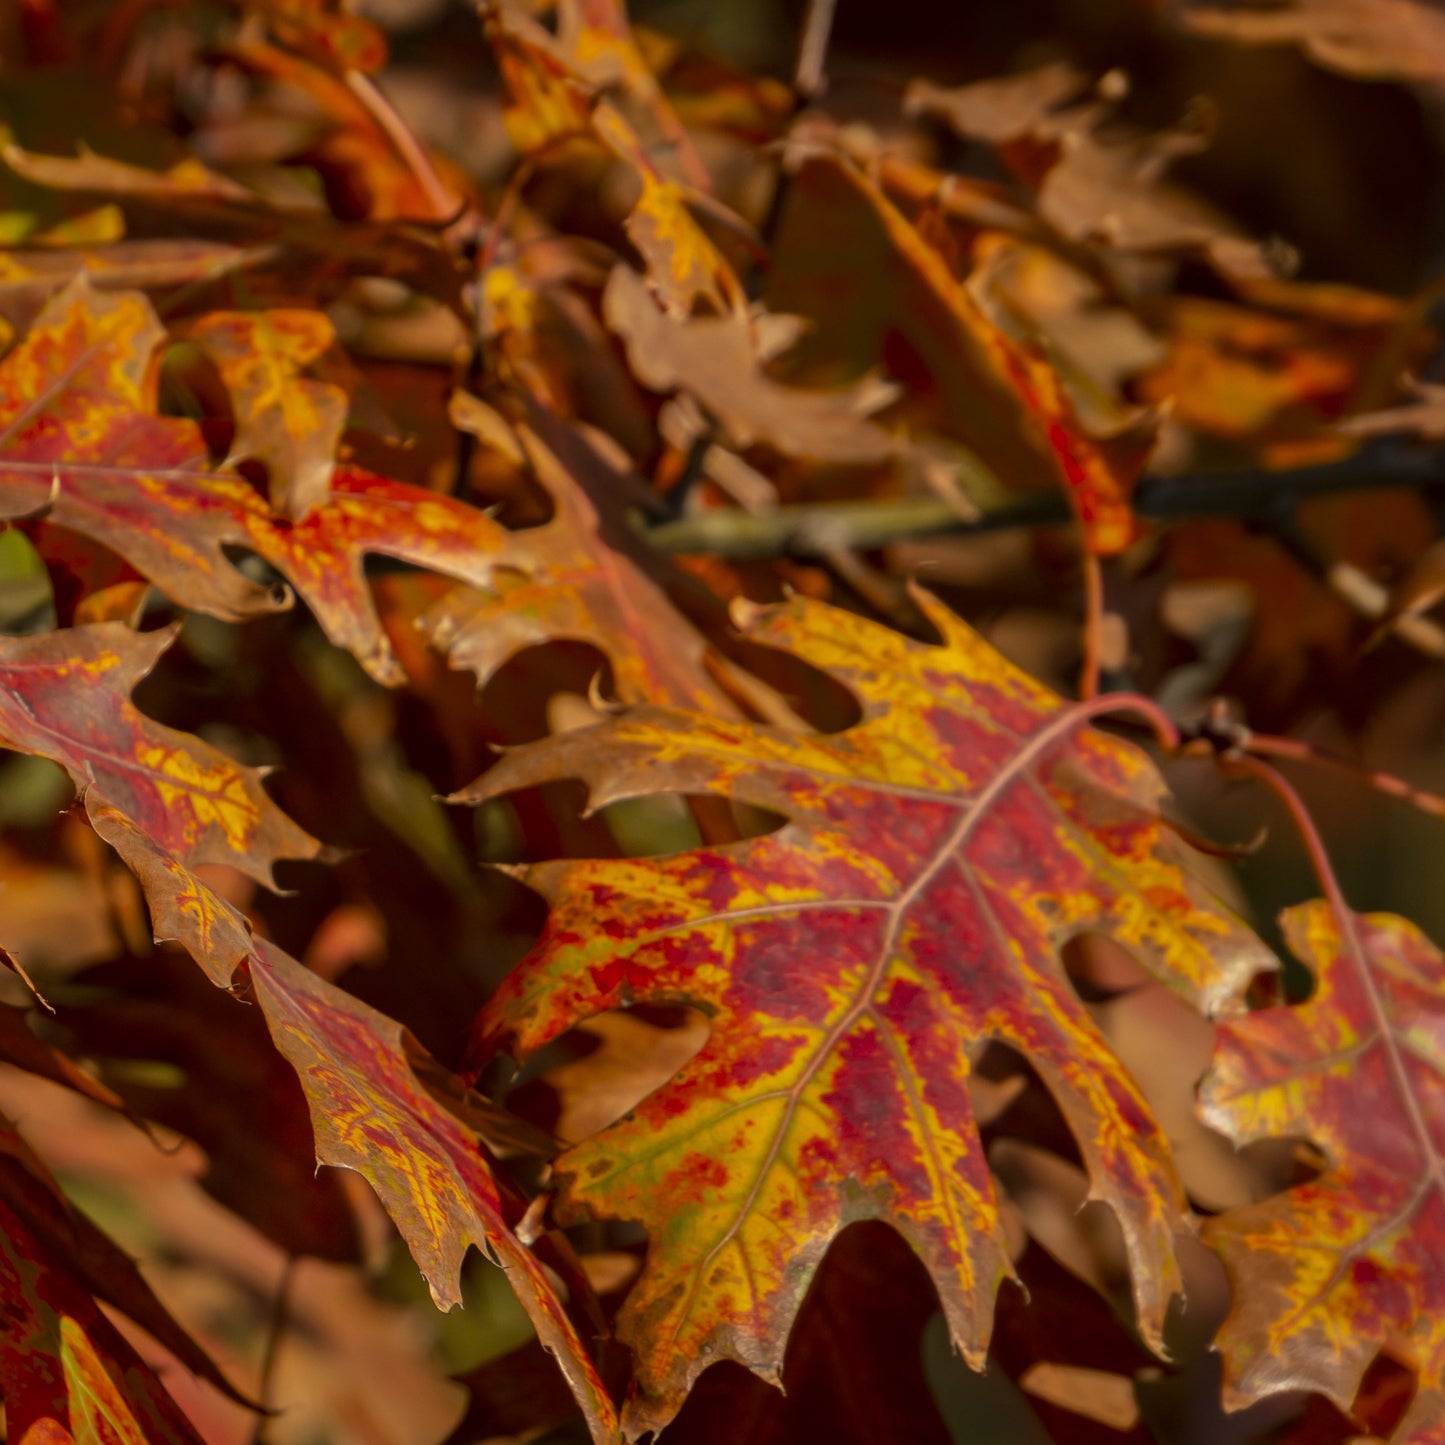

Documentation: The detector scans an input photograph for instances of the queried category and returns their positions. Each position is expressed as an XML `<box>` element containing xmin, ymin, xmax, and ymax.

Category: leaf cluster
<box><xmin>0</xmin><ymin>3</ymin><xmax>1443</xmax><ymax>1443</ymax></box>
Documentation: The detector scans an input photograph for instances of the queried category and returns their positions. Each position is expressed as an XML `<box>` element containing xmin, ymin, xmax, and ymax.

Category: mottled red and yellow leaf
<box><xmin>247</xmin><ymin>939</ymin><xmax>621</xmax><ymax>1443</ymax></box>
<box><xmin>1199</xmin><ymin>901</ymin><xmax>1445</xmax><ymax>1443</ymax></box>
<box><xmin>0</xmin><ymin>277</ymin><xmax>533</xmax><ymax>684</ymax></box>
<box><xmin>80</xmin><ymin>804</ymin><xmax>619</xmax><ymax>1442</ymax></box>
<box><xmin>0</xmin><ymin>1115</ymin><xmax>226</xmax><ymax>1443</ymax></box>
<box><xmin>0</xmin><ymin>624</ymin><xmax>319</xmax><ymax>886</ymax></box>
<box><xmin>456</xmin><ymin>588</ymin><xmax>1272</xmax><ymax>1436</ymax></box>
<box><xmin>182</xmin><ymin>309</ymin><xmax>347</xmax><ymax>519</ymax></box>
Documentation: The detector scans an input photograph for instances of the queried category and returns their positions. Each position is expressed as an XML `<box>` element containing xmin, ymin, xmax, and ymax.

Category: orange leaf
<box><xmin>1200</xmin><ymin>902</ymin><xmax>1445</xmax><ymax>1442</ymax></box>
<box><xmin>456</xmin><ymin>589</ymin><xmax>1272</xmax><ymax>1436</ymax></box>
<box><xmin>182</xmin><ymin>309</ymin><xmax>347</xmax><ymax>519</ymax></box>
<box><xmin>0</xmin><ymin>277</ymin><xmax>534</xmax><ymax>685</ymax></box>
<box><xmin>769</xmin><ymin>158</ymin><xmax>1155</xmax><ymax>554</ymax></box>
<box><xmin>424</xmin><ymin>397</ymin><xmax>735</xmax><ymax>710</ymax></box>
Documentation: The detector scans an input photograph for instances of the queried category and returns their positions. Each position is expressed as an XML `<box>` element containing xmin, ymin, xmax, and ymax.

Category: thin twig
<box><xmin>1079</xmin><ymin>551</ymin><xmax>1103</xmax><ymax>701</ymax></box>
<box><xmin>345</xmin><ymin>72</ymin><xmax>461</xmax><ymax>224</ymax></box>
<box><xmin>640</xmin><ymin>448</ymin><xmax>1445</xmax><ymax>559</ymax></box>
<box><xmin>1266</xmin><ymin>509</ymin><xmax>1445</xmax><ymax>657</ymax></box>
<box><xmin>794</xmin><ymin>0</ymin><xmax>838</xmax><ymax>101</ymax></box>
<box><xmin>1241</xmin><ymin>731</ymin><xmax>1445</xmax><ymax>820</ymax></box>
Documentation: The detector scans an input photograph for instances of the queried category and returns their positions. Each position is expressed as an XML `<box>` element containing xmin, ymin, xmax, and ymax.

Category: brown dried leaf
<box><xmin>603</xmin><ymin>264</ymin><xmax>896</xmax><ymax>464</ymax></box>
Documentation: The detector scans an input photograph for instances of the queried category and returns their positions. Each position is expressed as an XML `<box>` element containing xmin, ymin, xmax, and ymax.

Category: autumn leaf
<box><xmin>602</xmin><ymin>264</ymin><xmax>897</xmax><ymax>464</ymax></box>
<box><xmin>423</xmin><ymin>395</ymin><xmax>735</xmax><ymax>711</ymax></box>
<box><xmin>67</xmin><ymin>948</ymin><xmax>363</xmax><ymax>1262</ymax></box>
<box><xmin>223</xmin><ymin>41</ymin><xmax>468</xmax><ymax>222</ymax></box>
<box><xmin>0</xmin><ymin>623</ymin><xmax>320</xmax><ymax>885</ymax></box>
<box><xmin>246</xmin><ymin>939</ymin><xmax>622</xmax><ymax>1445</ymax></box>
<box><xmin>768</xmin><ymin>157</ymin><xmax>1156</xmax><ymax>555</ymax></box>
<box><xmin>966</xmin><ymin>235</ymin><xmax>1157</xmax><ymax>557</ymax></box>
<box><xmin>240</xmin><ymin>0</ymin><xmax>390</xmax><ymax>75</ymax></box>
<box><xmin>2</xmin><ymin>141</ymin><xmax>463</xmax><ymax>300</ymax></box>
<box><xmin>0</xmin><ymin>277</ymin><xmax>534</xmax><ymax>684</ymax></box>
<box><xmin>182</xmin><ymin>309</ymin><xmax>347</xmax><ymax>519</ymax></box>
<box><xmin>1177</xmin><ymin>0</ymin><xmax>1445</xmax><ymax>87</ymax></box>
<box><xmin>1199</xmin><ymin>900</ymin><xmax>1445</xmax><ymax>1443</ymax></box>
<box><xmin>481</xmin><ymin>5</ymin><xmax>738</xmax><ymax>316</ymax></box>
<box><xmin>1343</xmin><ymin>379</ymin><xmax>1445</xmax><ymax>443</ymax></box>
<box><xmin>0</xmin><ymin>238</ymin><xmax>262</xmax><ymax>336</ymax></box>
<box><xmin>592</xmin><ymin>102</ymin><xmax>743</xmax><ymax>318</ymax></box>
<box><xmin>0</xmin><ymin>1114</ymin><xmax>230</xmax><ymax>1443</ymax></box>
<box><xmin>455</xmin><ymin>588</ymin><xmax>1273</xmax><ymax>1436</ymax></box>
<box><xmin>904</xmin><ymin>63</ymin><xmax>1269</xmax><ymax>277</ymax></box>
<box><xmin>84</xmin><ymin>798</ymin><xmax>620</xmax><ymax>1442</ymax></box>
<box><xmin>555</xmin><ymin>0</ymin><xmax>711</xmax><ymax>190</ymax></box>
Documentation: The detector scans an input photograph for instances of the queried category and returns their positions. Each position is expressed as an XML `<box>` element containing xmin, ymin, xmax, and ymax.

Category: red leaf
<box><xmin>86</xmin><ymin>800</ymin><xmax>621</xmax><ymax>1443</ymax></box>
<box><xmin>1200</xmin><ymin>901</ymin><xmax>1445</xmax><ymax>1442</ymax></box>
<box><xmin>0</xmin><ymin>278</ymin><xmax>534</xmax><ymax>685</ymax></box>
<box><xmin>0</xmin><ymin>1116</ymin><xmax>232</xmax><ymax>1443</ymax></box>
<box><xmin>0</xmin><ymin>625</ymin><xmax>320</xmax><ymax>886</ymax></box>
<box><xmin>456</xmin><ymin>589</ymin><xmax>1273</xmax><ymax>1435</ymax></box>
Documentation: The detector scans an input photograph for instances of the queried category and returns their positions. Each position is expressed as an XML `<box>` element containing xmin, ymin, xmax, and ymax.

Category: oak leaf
<box><xmin>424</xmin><ymin>396</ymin><xmax>735</xmax><ymax>711</ymax></box>
<box><xmin>0</xmin><ymin>277</ymin><xmax>533</xmax><ymax>684</ymax></box>
<box><xmin>456</xmin><ymin>589</ymin><xmax>1273</xmax><ymax>1436</ymax></box>
<box><xmin>602</xmin><ymin>264</ymin><xmax>897</xmax><ymax>465</ymax></box>
<box><xmin>246</xmin><ymin>938</ymin><xmax>621</xmax><ymax>1443</ymax></box>
<box><xmin>85</xmin><ymin>800</ymin><xmax>620</xmax><ymax>1443</ymax></box>
<box><xmin>768</xmin><ymin>157</ymin><xmax>1156</xmax><ymax>555</ymax></box>
<box><xmin>0</xmin><ymin>624</ymin><xmax>320</xmax><ymax>886</ymax></box>
<box><xmin>182</xmin><ymin>308</ymin><xmax>347</xmax><ymax>519</ymax></box>
<box><xmin>905</xmin><ymin>64</ymin><xmax>1269</xmax><ymax>277</ymax></box>
<box><xmin>1199</xmin><ymin>901</ymin><xmax>1445</xmax><ymax>1443</ymax></box>
<box><xmin>0</xmin><ymin>1115</ymin><xmax>229</xmax><ymax>1443</ymax></box>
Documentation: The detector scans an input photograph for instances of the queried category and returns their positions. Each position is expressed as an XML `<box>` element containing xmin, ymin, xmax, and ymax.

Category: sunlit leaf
<box><xmin>424</xmin><ymin>396</ymin><xmax>734</xmax><ymax>710</ymax></box>
<box><xmin>85</xmin><ymin>800</ymin><xmax>620</xmax><ymax>1442</ymax></box>
<box><xmin>183</xmin><ymin>308</ymin><xmax>347</xmax><ymax>519</ymax></box>
<box><xmin>0</xmin><ymin>624</ymin><xmax>320</xmax><ymax>885</ymax></box>
<box><xmin>456</xmin><ymin>589</ymin><xmax>1272</xmax><ymax>1435</ymax></box>
<box><xmin>1200</xmin><ymin>901</ymin><xmax>1445</xmax><ymax>1443</ymax></box>
<box><xmin>0</xmin><ymin>276</ymin><xmax>534</xmax><ymax>684</ymax></box>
